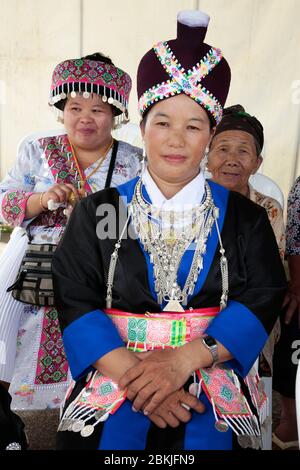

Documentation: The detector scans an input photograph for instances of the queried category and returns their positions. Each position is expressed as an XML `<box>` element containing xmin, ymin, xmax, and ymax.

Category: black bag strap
<box><xmin>104</xmin><ymin>139</ymin><xmax>119</xmax><ymax>189</ymax></box>
<box><xmin>26</xmin><ymin>225</ymin><xmax>33</xmax><ymax>243</ymax></box>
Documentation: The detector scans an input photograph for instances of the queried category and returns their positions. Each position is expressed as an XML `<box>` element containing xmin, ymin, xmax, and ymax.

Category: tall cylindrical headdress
<box><xmin>137</xmin><ymin>10</ymin><xmax>231</xmax><ymax>125</ymax></box>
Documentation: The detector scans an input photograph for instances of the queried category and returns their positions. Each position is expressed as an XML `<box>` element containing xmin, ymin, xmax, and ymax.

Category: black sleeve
<box><xmin>52</xmin><ymin>198</ymin><xmax>105</xmax><ymax>332</ymax></box>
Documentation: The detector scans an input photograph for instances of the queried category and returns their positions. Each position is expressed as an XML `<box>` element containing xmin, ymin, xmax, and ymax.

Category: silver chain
<box><xmin>106</xmin><ymin>179</ymin><xmax>229</xmax><ymax>310</ymax></box>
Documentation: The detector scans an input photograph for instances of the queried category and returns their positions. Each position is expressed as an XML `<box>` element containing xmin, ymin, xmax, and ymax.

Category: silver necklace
<box><xmin>130</xmin><ymin>180</ymin><xmax>217</xmax><ymax>310</ymax></box>
<box><xmin>106</xmin><ymin>179</ymin><xmax>229</xmax><ymax>312</ymax></box>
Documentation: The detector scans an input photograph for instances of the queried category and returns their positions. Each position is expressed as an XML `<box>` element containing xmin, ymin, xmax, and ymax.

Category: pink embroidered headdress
<box><xmin>49</xmin><ymin>55</ymin><xmax>132</xmax><ymax>125</ymax></box>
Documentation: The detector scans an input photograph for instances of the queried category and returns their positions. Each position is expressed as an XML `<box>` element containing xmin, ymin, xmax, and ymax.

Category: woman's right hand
<box><xmin>26</xmin><ymin>183</ymin><xmax>79</xmax><ymax>219</ymax></box>
<box><xmin>41</xmin><ymin>183</ymin><xmax>80</xmax><ymax>208</ymax></box>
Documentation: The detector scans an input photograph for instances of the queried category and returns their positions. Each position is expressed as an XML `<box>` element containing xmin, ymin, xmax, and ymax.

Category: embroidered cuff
<box><xmin>1</xmin><ymin>190</ymin><xmax>34</xmax><ymax>227</ymax></box>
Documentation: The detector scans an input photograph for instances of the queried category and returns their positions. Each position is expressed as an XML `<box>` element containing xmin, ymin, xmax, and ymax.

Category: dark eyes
<box><xmin>70</xmin><ymin>107</ymin><xmax>102</xmax><ymax>112</ymax></box>
<box><xmin>155</xmin><ymin>122</ymin><xmax>200</xmax><ymax>130</ymax></box>
<box><xmin>215</xmin><ymin>147</ymin><xmax>250</xmax><ymax>154</ymax></box>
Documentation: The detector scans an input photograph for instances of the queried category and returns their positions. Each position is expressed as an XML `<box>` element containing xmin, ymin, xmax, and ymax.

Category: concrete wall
<box><xmin>0</xmin><ymin>0</ymin><xmax>299</xmax><ymax>203</ymax></box>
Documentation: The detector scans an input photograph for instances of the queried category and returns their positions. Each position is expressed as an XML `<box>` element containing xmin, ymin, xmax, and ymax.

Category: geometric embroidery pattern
<box><xmin>2</xmin><ymin>190</ymin><xmax>33</xmax><ymax>226</ymax></box>
<box><xmin>139</xmin><ymin>41</ymin><xmax>223</xmax><ymax>123</ymax></box>
<box><xmin>35</xmin><ymin>307</ymin><xmax>68</xmax><ymax>385</ymax></box>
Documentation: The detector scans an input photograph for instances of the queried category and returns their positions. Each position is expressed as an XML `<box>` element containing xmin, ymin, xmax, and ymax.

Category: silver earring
<box><xmin>200</xmin><ymin>155</ymin><xmax>208</xmax><ymax>172</ymax></box>
<box><xmin>56</xmin><ymin>111</ymin><xmax>64</xmax><ymax>124</ymax></box>
<box><xmin>141</xmin><ymin>143</ymin><xmax>147</xmax><ymax>174</ymax></box>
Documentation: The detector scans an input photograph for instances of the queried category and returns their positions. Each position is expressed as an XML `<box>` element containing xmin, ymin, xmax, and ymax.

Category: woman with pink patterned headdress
<box><xmin>0</xmin><ymin>51</ymin><xmax>141</xmax><ymax>422</ymax></box>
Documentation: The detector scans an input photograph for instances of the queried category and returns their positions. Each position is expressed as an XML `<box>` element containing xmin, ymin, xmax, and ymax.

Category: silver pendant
<box><xmin>237</xmin><ymin>434</ymin><xmax>261</xmax><ymax>450</ymax></box>
<box><xmin>61</xmin><ymin>419</ymin><xmax>70</xmax><ymax>431</ymax></box>
<box><xmin>163</xmin><ymin>299</ymin><xmax>185</xmax><ymax>312</ymax></box>
<box><xmin>80</xmin><ymin>424</ymin><xmax>94</xmax><ymax>438</ymax></box>
<box><xmin>68</xmin><ymin>421</ymin><xmax>74</xmax><ymax>431</ymax></box>
<box><xmin>72</xmin><ymin>420</ymin><xmax>85</xmax><ymax>433</ymax></box>
<box><xmin>215</xmin><ymin>419</ymin><xmax>229</xmax><ymax>432</ymax></box>
<box><xmin>95</xmin><ymin>410</ymin><xmax>109</xmax><ymax>421</ymax></box>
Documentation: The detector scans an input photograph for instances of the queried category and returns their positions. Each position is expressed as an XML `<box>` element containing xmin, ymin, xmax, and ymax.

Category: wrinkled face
<box><xmin>207</xmin><ymin>130</ymin><xmax>262</xmax><ymax>195</ymax></box>
<box><xmin>141</xmin><ymin>94</ymin><xmax>213</xmax><ymax>185</ymax></box>
<box><xmin>63</xmin><ymin>94</ymin><xmax>114</xmax><ymax>150</ymax></box>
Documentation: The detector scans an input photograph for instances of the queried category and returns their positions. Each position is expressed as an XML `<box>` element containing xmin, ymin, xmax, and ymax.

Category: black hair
<box><xmin>81</xmin><ymin>52</ymin><xmax>115</xmax><ymax>66</ymax></box>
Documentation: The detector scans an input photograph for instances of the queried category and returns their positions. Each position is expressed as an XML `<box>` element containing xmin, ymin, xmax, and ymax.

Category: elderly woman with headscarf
<box><xmin>207</xmin><ymin>105</ymin><xmax>285</xmax><ymax>376</ymax></box>
<box><xmin>207</xmin><ymin>104</ymin><xmax>285</xmax><ymax>258</ymax></box>
<box><xmin>52</xmin><ymin>11</ymin><xmax>286</xmax><ymax>450</ymax></box>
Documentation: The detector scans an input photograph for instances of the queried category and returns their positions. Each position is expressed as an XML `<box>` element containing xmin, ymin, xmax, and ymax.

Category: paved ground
<box><xmin>18</xmin><ymin>409</ymin><xmax>59</xmax><ymax>450</ymax></box>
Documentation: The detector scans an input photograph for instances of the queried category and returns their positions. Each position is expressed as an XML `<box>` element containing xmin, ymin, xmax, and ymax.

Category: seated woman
<box><xmin>52</xmin><ymin>10</ymin><xmax>286</xmax><ymax>450</ymax></box>
<box><xmin>0</xmin><ymin>52</ymin><xmax>141</xmax><ymax>412</ymax></box>
<box><xmin>207</xmin><ymin>105</ymin><xmax>285</xmax><ymax>376</ymax></box>
<box><xmin>273</xmin><ymin>176</ymin><xmax>300</xmax><ymax>449</ymax></box>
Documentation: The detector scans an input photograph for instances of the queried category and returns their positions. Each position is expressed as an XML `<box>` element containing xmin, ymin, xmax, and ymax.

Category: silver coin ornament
<box><xmin>214</xmin><ymin>419</ymin><xmax>229</xmax><ymax>432</ymax></box>
<box><xmin>81</xmin><ymin>424</ymin><xmax>95</xmax><ymax>438</ymax></box>
<box><xmin>237</xmin><ymin>434</ymin><xmax>261</xmax><ymax>450</ymax></box>
<box><xmin>95</xmin><ymin>410</ymin><xmax>109</xmax><ymax>421</ymax></box>
<box><xmin>72</xmin><ymin>420</ymin><xmax>85</xmax><ymax>433</ymax></box>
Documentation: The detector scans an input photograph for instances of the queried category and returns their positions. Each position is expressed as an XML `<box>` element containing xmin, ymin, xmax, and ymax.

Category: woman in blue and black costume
<box><xmin>52</xmin><ymin>10</ymin><xmax>287</xmax><ymax>450</ymax></box>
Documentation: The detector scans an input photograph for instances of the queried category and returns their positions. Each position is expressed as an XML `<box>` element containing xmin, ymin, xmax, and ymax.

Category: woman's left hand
<box><xmin>118</xmin><ymin>348</ymin><xmax>192</xmax><ymax>415</ymax></box>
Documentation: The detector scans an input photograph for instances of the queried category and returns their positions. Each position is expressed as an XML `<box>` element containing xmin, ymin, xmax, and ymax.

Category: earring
<box><xmin>56</xmin><ymin>108</ymin><xmax>64</xmax><ymax>124</ymax></box>
<box><xmin>57</xmin><ymin>116</ymin><xmax>64</xmax><ymax>124</ymax></box>
<box><xmin>140</xmin><ymin>142</ymin><xmax>147</xmax><ymax>174</ymax></box>
<box><xmin>200</xmin><ymin>155</ymin><xmax>208</xmax><ymax>173</ymax></box>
